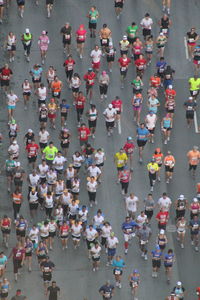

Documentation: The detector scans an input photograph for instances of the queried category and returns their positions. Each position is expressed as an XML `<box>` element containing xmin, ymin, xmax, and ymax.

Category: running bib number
<box><xmin>114</xmin><ymin>269</ymin><xmax>121</xmax><ymax>275</ymax></box>
<box><xmin>121</xmin><ymin>67</ymin><xmax>127</xmax><ymax>71</ymax></box>
<box><xmin>102</xmin><ymin>39</ymin><xmax>107</xmax><ymax>44</ymax></box>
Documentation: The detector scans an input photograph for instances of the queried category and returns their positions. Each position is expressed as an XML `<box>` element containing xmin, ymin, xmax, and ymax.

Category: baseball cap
<box><xmin>133</xmin><ymin>269</ymin><xmax>139</xmax><ymax>273</ymax></box>
<box><xmin>127</xmin><ymin>136</ymin><xmax>132</xmax><ymax>141</ymax></box>
<box><xmin>193</xmin><ymin>197</ymin><xmax>198</xmax><ymax>202</ymax></box>
<box><xmin>108</xmin><ymin>104</ymin><xmax>113</xmax><ymax>109</ymax></box>
<box><xmin>160</xmin><ymin>229</ymin><xmax>165</xmax><ymax>234</ymax></box>
<box><xmin>193</xmin><ymin>145</ymin><xmax>199</xmax><ymax>150</ymax></box>
<box><xmin>42</xmin><ymin>30</ymin><xmax>46</xmax><ymax>34</ymax></box>
<box><xmin>88</xmin><ymin>68</ymin><xmax>92</xmax><ymax>72</ymax></box>
<box><xmin>177</xmin><ymin>281</ymin><xmax>182</xmax><ymax>286</ymax></box>
<box><xmin>123</xmin><ymin>35</ymin><xmax>127</xmax><ymax>40</ymax></box>
<box><xmin>11</xmin><ymin>119</ymin><xmax>16</xmax><ymax>124</ymax></box>
<box><xmin>189</xmin><ymin>96</ymin><xmax>193</xmax><ymax>100</ymax></box>
<box><xmin>179</xmin><ymin>194</ymin><xmax>185</xmax><ymax>200</ymax></box>
<box><xmin>160</xmin><ymin>32</ymin><xmax>164</xmax><ymax>36</ymax></box>
<box><xmin>168</xmin><ymin>85</ymin><xmax>173</xmax><ymax>89</ymax></box>
<box><xmin>155</xmin><ymin>245</ymin><xmax>160</xmax><ymax>250</ymax></box>
<box><xmin>110</xmin><ymin>232</ymin><xmax>115</xmax><ymax>237</ymax></box>
<box><xmin>16</xmin><ymin>162</ymin><xmax>21</xmax><ymax>167</ymax></box>
<box><xmin>13</xmin><ymin>140</ymin><xmax>17</xmax><ymax>144</ymax></box>
<box><xmin>25</xmin><ymin>28</ymin><xmax>30</xmax><ymax>34</ymax></box>
<box><xmin>28</xmin><ymin>129</ymin><xmax>33</xmax><ymax>133</ymax></box>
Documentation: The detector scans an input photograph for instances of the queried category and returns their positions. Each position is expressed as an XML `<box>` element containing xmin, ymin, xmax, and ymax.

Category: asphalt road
<box><xmin>0</xmin><ymin>0</ymin><xmax>200</xmax><ymax>299</ymax></box>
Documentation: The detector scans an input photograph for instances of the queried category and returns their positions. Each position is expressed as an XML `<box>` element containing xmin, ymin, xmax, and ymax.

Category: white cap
<box><xmin>160</xmin><ymin>32</ymin><xmax>164</xmax><ymax>36</ymax></box>
<box><xmin>177</xmin><ymin>281</ymin><xmax>182</xmax><ymax>286</ymax></box>
<box><xmin>168</xmin><ymin>85</ymin><xmax>173</xmax><ymax>89</ymax></box>
<box><xmin>108</xmin><ymin>104</ymin><xmax>113</xmax><ymax>109</ymax></box>
<box><xmin>13</xmin><ymin>140</ymin><xmax>17</xmax><ymax>144</ymax></box>
<box><xmin>41</xmin><ymin>104</ymin><xmax>46</xmax><ymax>107</ymax></box>
<box><xmin>16</xmin><ymin>162</ymin><xmax>21</xmax><ymax>167</ymax></box>
<box><xmin>42</xmin><ymin>30</ymin><xmax>46</xmax><ymax>34</ymax></box>
<box><xmin>160</xmin><ymin>229</ymin><xmax>165</xmax><ymax>234</ymax></box>
<box><xmin>179</xmin><ymin>194</ymin><xmax>185</xmax><ymax>200</ymax></box>
<box><xmin>123</xmin><ymin>35</ymin><xmax>127</xmax><ymax>39</ymax></box>
<box><xmin>28</xmin><ymin>129</ymin><xmax>33</xmax><ymax>133</ymax></box>
<box><xmin>189</xmin><ymin>96</ymin><xmax>193</xmax><ymax>100</ymax></box>
<box><xmin>193</xmin><ymin>197</ymin><xmax>198</xmax><ymax>202</ymax></box>
<box><xmin>25</xmin><ymin>28</ymin><xmax>30</xmax><ymax>34</ymax></box>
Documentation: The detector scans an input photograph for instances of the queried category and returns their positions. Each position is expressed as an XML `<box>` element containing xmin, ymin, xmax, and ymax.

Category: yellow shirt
<box><xmin>147</xmin><ymin>162</ymin><xmax>159</xmax><ymax>173</ymax></box>
<box><xmin>189</xmin><ymin>78</ymin><xmax>200</xmax><ymax>91</ymax></box>
<box><xmin>115</xmin><ymin>152</ymin><xmax>128</xmax><ymax>167</ymax></box>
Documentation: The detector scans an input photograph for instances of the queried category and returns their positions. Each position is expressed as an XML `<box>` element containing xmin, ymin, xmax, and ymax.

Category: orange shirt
<box><xmin>164</xmin><ymin>155</ymin><xmax>175</xmax><ymax>166</ymax></box>
<box><xmin>150</xmin><ymin>76</ymin><xmax>161</xmax><ymax>88</ymax></box>
<box><xmin>51</xmin><ymin>81</ymin><xmax>62</xmax><ymax>92</ymax></box>
<box><xmin>196</xmin><ymin>183</ymin><xmax>200</xmax><ymax>193</ymax></box>
<box><xmin>153</xmin><ymin>153</ymin><xmax>163</xmax><ymax>165</ymax></box>
<box><xmin>12</xmin><ymin>193</ymin><xmax>22</xmax><ymax>204</ymax></box>
<box><xmin>187</xmin><ymin>150</ymin><xmax>200</xmax><ymax>165</ymax></box>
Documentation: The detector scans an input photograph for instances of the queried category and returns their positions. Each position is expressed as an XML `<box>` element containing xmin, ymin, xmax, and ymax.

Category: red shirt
<box><xmin>135</xmin><ymin>58</ymin><xmax>147</xmax><ymax>69</ymax></box>
<box><xmin>111</xmin><ymin>99</ymin><xmax>123</xmax><ymax>112</ymax></box>
<box><xmin>123</xmin><ymin>142</ymin><xmax>135</xmax><ymax>154</ymax></box>
<box><xmin>60</xmin><ymin>224</ymin><xmax>69</xmax><ymax>235</ymax></box>
<box><xmin>165</xmin><ymin>89</ymin><xmax>176</xmax><ymax>100</ymax></box>
<box><xmin>63</xmin><ymin>59</ymin><xmax>75</xmax><ymax>71</ymax></box>
<box><xmin>0</xmin><ymin>68</ymin><xmax>13</xmax><ymax>80</ymax></box>
<box><xmin>83</xmin><ymin>72</ymin><xmax>96</xmax><ymax>86</ymax></box>
<box><xmin>76</xmin><ymin>29</ymin><xmax>87</xmax><ymax>41</ymax></box>
<box><xmin>78</xmin><ymin>127</ymin><xmax>90</xmax><ymax>141</ymax></box>
<box><xmin>26</xmin><ymin>143</ymin><xmax>39</xmax><ymax>157</ymax></box>
<box><xmin>12</xmin><ymin>247</ymin><xmax>25</xmax><ymax>260</ymax></box>
<box><xmin>156</xmin><ymin>211</ymin><xmax>169</xmax><ymax>225</ymax></box>
<box><xmin>118</xmin><ymin>57</ymin><xmax>131</xmax><ymax>69</ymax></box>
<box><xmin>150</xmin><ymin>76</ymin><xmax>161</xmax><ymax>88</ymax></box>
<box><xmin>196</xmin><ymin>287</ymin><xmax>200</xmax><ymax>300</ymax></box>
<box><xmin>75</xmin><ymin>96</ymin><xmax>86</xmax><ymax>109</ymax></box>
<box><xmin>119</xmin><ymin>170</ymin><xmax>131</xmax><ymax>183</ymax></box>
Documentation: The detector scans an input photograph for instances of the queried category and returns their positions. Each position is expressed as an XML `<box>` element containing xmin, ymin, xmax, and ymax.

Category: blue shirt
<box><xmin>137</xmin><ymin>128</ymin><xmax>149</xmax><ymax>141</ymax></box>
<box><xmin>121</xmin><ymin>221</ymin><xmax>138</xmax><ymax>233</ymax></box>
<box><xmin>112</xmin><ymin>259</ymin><xmax>125</xmax><ymax>269</ymax></box>
<box><xmin>156</xmin><ymin>61</ymin><xmax>167</xmax><ymax>73</ymax></box>
<box><xmin>151</xmin><ymin>250</ymin><xmax>162</xmax><ymax>259</ymax></box>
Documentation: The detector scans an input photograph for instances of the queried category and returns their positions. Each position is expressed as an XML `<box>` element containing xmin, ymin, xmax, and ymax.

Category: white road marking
<box><xmin>184</xmin><ymin>36</ymin><xmax>189</xmax><ymax>60</ymax></box>
<box><xmin>194</xmin><ymin>111</ymin><xmax>199</xmax><ymax>133</ymax></box>
<box><xmin>118</xmin><ymin>119</ymin><xmax>121</xmax><ymax>135</ymax></box>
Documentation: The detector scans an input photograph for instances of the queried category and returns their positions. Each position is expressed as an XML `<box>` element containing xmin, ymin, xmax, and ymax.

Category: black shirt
<box><xmin>24</xmin><ymin>133</ymin><xmax>35</xmax><ymax>145</ymax></box>
<box><xmin>47</xmin><ymin>286</ymin><xmax>60</xmax><ymax>300</ymax></box>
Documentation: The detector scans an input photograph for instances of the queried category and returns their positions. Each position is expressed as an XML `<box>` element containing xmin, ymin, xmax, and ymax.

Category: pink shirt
<box><xmin>76</xmin><ymin>29</ymin><xmax>87</xmax><ymax>41</ymax></box>
<box><xmin>38</xmin><ymin>35</ymin><xmax>49</xmax><ymax>51</ymax></box>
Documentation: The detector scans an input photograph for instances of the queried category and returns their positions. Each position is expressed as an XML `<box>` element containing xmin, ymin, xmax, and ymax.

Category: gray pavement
<box><xmin>0</xmin><ymin>0</ymin><xmax>200</xmax><ymax>299</ymax></box>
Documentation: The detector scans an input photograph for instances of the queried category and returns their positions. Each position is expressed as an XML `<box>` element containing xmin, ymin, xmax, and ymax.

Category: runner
<box><xmin>21</xmin><ymin>29</ymin><xmax>32</xmax><ymax>62</ymax></box>
<box><xmin>187</xmin><ymin>146</ymin><xmax>200</xmax><ymax>177</ymax></box>
<box><xmin>63</xmin><ymin>55</ymin><xmax>75</xmax><ymax>87</ymax></box>
<box><xmin>60</xmin><ymin>99</ymin><xmax>70</xmax><ymax>127</ymax></box>
<box><xmin>140</xmin><ymin>13</ymin><xmax>153</xmax><ymax>40</ymax></box>
<box><xmin>76</xmin><ymin>24</ymin><xmax>87</xmax><ymax>59</ymax></box>
<box><xmin>51</xmin><ymin>76</ymin><xmax>63</xmax><ymax>101</ymax></box>
<box><xmin>176</xmin><ymin>216</ymin><xmax>187</xmax><ymax>249</ymax></box>
<box><xmin>137</xmin><ymin>223</ymin><xmax>152</xmax><ymax>260</ymax></box>
<box><xmin>90</xmin><ymin>242</ymin><xmax>101</xmax><ymax>272</ymax></box>
<box><xmin>46</xmin><ymin>0</ymin><xmax>54</xmax><ymax>18</ymax></box>
<box><xmin>60</xmin><ymin>22</ymin><xmax>72</xmax><ymax>55</ymax></box>
<box><xmin>22</xmin><ymin>79</ymin><xmax>32</xmax><ymax>110</ymax></box>
<box><xmin>126</xmin><ymin>22</ymin><xmax>138</xmax><ymax>45</ymax></box>
<box><xmin>136</xmin><ymin>123</ymin><xmax>150</xmax><ymax>163</ymax></box>
<box><xmin>118</xmin><ymin>53</ymin><xmax>131</xmax><ymax>88</ymax></box>
<box><xmin>187</xmin><ymin>28</ymin><xmax>199</xmax><ymax>60</ymax></box>
<box><xmin>46</xmin><ymin>66</ymin><xmax>56</xmax><ymax>91</ymax></box>
<box><xmin>87</xmin><ymin>6</ymin><xmax>99</xmax><ymax>38</ymax></box>
<box><xmin>87</xmin><ymin>176</ymin><xmax>98</xmax><ymax>207</ymax></box>
<box><xmin>164</xmin><ymin>248</ymin><xmax>175</xmax><ymax>284</ymax></box>
<box><xmin>118</xmin><ymin>166</ymin><xmax>131</xmax><ymax>195</ymax></box>
<box><xmin>132</xmin><ymin>37</ymin><xmax>143</xmax><ymax>60</ymax></box>
<box><xmin>114</xmin><ymin>0</ymin><xmax>124</xmax><ymax>19</ymax></box>
<box><xmin>151</xmin><ymin>245</ymin><xmax>162</xmax><ymax>278</ymax></box>
<box><xmin>47</xmin><ymin>98</ymin><xmax>58</xmax><ymax>129</ymax></box>
<box><xmin>112</xmin><ymin>255</ymin><xmax>125</xmax><ymax>289</ymax></box>
<box><xmin>156</xmin><ymin>207</ymin><xmax>169</xmax><ymax>230</ymax></box>
<box><xmin>99</xmin><ymin>71</ymin><xmax>110</xmax><ymax>99</ymax></box>
<box><xmin>86</xmin><ymin>104</ymin><xmax>98</xmax><ymax>138</ymax></box>
<box><xmin>188</xmin><ymin>75</ymin><xmax>200</xmax><ymax>100</ymax></box>
<box><xmin>0</xmin><ymin>64</ymin><xmax>13</xmax><ymax>94</ymax></box>
<box><xmin>189</xmin><ymin>215</ymin><xmax>200</xmax><ymax>252</ymax></box>
<box><xmin>106</xmin><ymin>232</ymin><xmax>119</xmax><ymax>265</ymax></box>
<box><xmin>128</xmin><ymin>269</ymin><xmax>140</xmax><ymax>300</ymax></box>
<box><xmin>145</xmin><ymin>35</ymin><xmax>154</xmax><ymax>65</ymax></box>
<box><xmin>119</xmin><ymin>36</ymin><xmax>129</xmax><ymax>56</ymax></box>
<box><xmin>38</xmin><ymin>31</ymin><xmax>50</xmax><ymax>64</ymax></box>
<box><xmin>7</xmin><ymin>90</ymin><xmax>19</xmax><ymax>121</ymax></box>
<box><xmin>71</xmin><ymin>73</ymin><xmax>81</xmax><ymax>102</ymax></box>
<box><xmin>145</xmin><ymin>111</ymin><xmax>157</xmax><ymax>144</ymax></box>
<box><xmin>47</xmin><ymin>281</ymin><xmax>60</xmax><ymax>300</ymax></box>
<box><xmin>99</xmin><ymin>24</ymin><xmax>111</xmax><ymax>54</ymax></box>
<box><xmin>121</xmin><ymin>216</ymin><xmax>138</xmax><ymax>254</ymax></box>
<box><xmin>172</xmin><ymin>282</ymin><xmax>185</xmax><ymax>300</ymax></box>
<box><xmin>83</xmin><ymin>68</ymin><xmax>96</xmax><ymax>102</ymax></box>
<box><xmin>134</xmin><ymin>54</ymin><xmax>147</xmax><ymax>78</ymax></box>
<box><xmin>147</xmin><ymin>158</ymin><xmax>159</xmax><ymax>192</ymax></box>
<box><xmin>103</xmin><ymin>104</ymin><xmax>117</xmax><ymax>136</ymax></box>
<box><xmin>164</xmin><ymin>151</ymin><xmax>175</xmax><ymax>183</ymax></box>
<box><xmin>105</xmin><ymin>42</ymin><xmax>116</xmax><ymax>73</ymax></box>
<box><xmin>161</xmin><ymin>114</ymin><xmax>173</xmax><ymax>145</ymax></box>
<box><xmin>59</xmin><ymin>128</ymin><xmax>70</xmax><ymax>157</ymax></box>
<box><xmin>59</xmin><ymin>220</ymin><xmax>70</xmax><ymax>250</ymax></box>
<box><xmin>5</xmin><ymin>32</ymin><xmax>17</xmax><ymax>62</ymax></box>
<box><xmin>0</xmin><ymin>215</ymin><xmax>11</xmax><ymax>248</ymax></box>
<box><xmin>9</xmin><ymin>242</ymin><xmax>25</xmax><ymax>282</ymax></box>
<box><xmin>26</xmin><ymin>139</ymin><xmax>39</xmax><ymax>169</ymax></box>
<box><xmin>30</xmin><ymin>64</ymin><xmax>43</xmax><ymax>92</ymax></box>
<box><xmin>162</xmin><ymin>0</ymin><xmax>171</xmax><ymax>14</ymax></box>
<box><xmin>156</xmin><ymin>32</ymin><xmax>167</xmax><ymax>57</ymax></box>
<box><xmin>184</xmin><ymin>97</ymin><xmax>197</xmax><ymax>128</ymax></box>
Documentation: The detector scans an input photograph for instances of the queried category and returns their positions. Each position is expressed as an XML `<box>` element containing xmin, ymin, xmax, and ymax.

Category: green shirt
<box><xmin>132</xmin><ymin>79</ymin><xmax>142</xmax><ymax>89</ymax></box>
<box><xmin>43</xmin><ymin>146</ymin><xmax>58</xmax><ymax>161</ymax></box>
<box><xmin>126</xmin><ymin>25</ymin><xmax>138</xmax><ymax>38</ymax></box>
<box><xmin>5</xmin><ymin>159</ymin><xmax>16</xmax><ymax>171</ymax></box>
<box><xmin>89</xmin><ymin>10</ymin><xmax>99</xmax><ymax>23</ymax></box>
<box><xmin>189</xmin><ymin>78</ymin><xmax>200</xmax><ymax>91</ymax></box>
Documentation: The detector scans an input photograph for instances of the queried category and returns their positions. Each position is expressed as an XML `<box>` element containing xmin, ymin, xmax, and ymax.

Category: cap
<box><xmin>160</xmin><ymin>32</ymin><xmax>164</xmax><ymax>36</ymax></box>
<box><xmin>42</xmin><ymin>30</ymin><xmax>46</xmax><ymax>34</ymax></box>
<box><xmin>110</xmin><ymin>232</ymin><xmax>115</xmax><ymax>237</ymax></box>
<box><xmin>102</xmin><ymin>71</ymin><xmax>107</xmax><ymax>75</ymax></box>
<box><xmin>88</xmin><ymin>68</ymin><xmax>92</xmax><ymax>72</ymax></box>
<box><xmin>16</xmin><ymin>162</ymin><xmax>21</xmax><ymax>167</ymax></box>
<box><xmin>168</xmin><ymin>85</ymin><xmax>173</xmax><ymax>89</ymax></box>
<box><xmin>123</xmin><ymin>35</ymin><xmax>127</xmax><ymax>39</ymax></box>
<box><xmin>28</xmin><ymin>129</ymin><xmax>33</xmax><ymax>133</ymax></box>
<box><xmin>41</xmin><ymin>104</ymin><xmax>46</xmax><ymax>107</ymax></box>
<box><xmin>13</xmin><ymin>140</ymin><xmax>17</xmax><ymax>144</ymax></box>
<box><xmin>155</xmin><ymin>245</ymin><xmax>160</xmax><ymax>250</ymax></box>
<box><xmin>193</xmin><ymin>197</ymin><xmax>198</xmax><ymax>202</ymax></box>
<box><xmin>68</xmin><ymin>164</ymin><xmax>73</xmax><ymax>168</ymax></box>
<box><xmin>160</xmin><ymin>229</ymin><xmax>165</xmax><ymax>234</ymax></box>
<box><xmin>11</xmin><ymin>119</ymin><xmax>16</xmax><ymax>124</ymax></box>
<box><xmin>149</xmin><ymin>110</ymin><xmax>154</xmax><ymax>114</ymax></box>
<box><xmin>177</xmin><ymin>281</ymin><xmax>182</xmax><ymax>286</ymax></box>
<box><xmin>127</xmin><ymin>136</ymin><xmax>132</xmax><ymax>141</ymax></box>
<box><xmin>189</xmin><ymin>96</ymin><xmax>193</xmax><ymax>100</ymax></box>
<box><xmin>109</xmin><ymin>42</ymin><xmax>113</xmax><ymax>46</ymax></box>
<box><xmin>179</xmin><ymin>194</ymin><xmax>185</xmax><ymax>200</ymax></box>
<box><xmin>133</xmin><ymin>269</ymin><xmax>139</xmax><ymax>273</ymax></box>
<box><xmin>193</xmin><ymin>145</ymin><xmax>199</xmax><ymax>150</ymax></box>
<box><xmin>25</xmin><ymin>28</ymin><xmax>30</xmax><ymax>34</ymax></box>
<box><xmin>108</xmin><ymin>104</ymin><xmax>113</xmax><ymax>109</ymax></box>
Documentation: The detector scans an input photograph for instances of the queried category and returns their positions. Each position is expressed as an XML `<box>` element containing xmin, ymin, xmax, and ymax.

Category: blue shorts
<box><xmin>8</xmin><ymin>105</ymin><xmax>15</xmax><ymax>110</ymax></box>
<box><xmin>108</xmin><ymin>248</ymin><xmax>116</xmax><ymax>257</ymax></box>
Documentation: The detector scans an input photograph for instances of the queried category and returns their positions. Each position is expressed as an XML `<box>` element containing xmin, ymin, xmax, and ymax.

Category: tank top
<box><xmin>17</xmin><ymin>221</ymin><xmax>26</xmax><ymax>230</ymax></box>
<box><xmin>39</xmin><ymin>185</ymin><xmax>48</xmax><ymax>197</ymax></box>
<box><xmin>158</xmin><ymin>236</ymin><xmax>166</xmax><ymax>246</ymax></box>
<box><xmin>71</xmin><ymin>180</ymin><xmax>79</xmax><ymax>193</ymax></box>
<box><xmin>38</xmin><ymin>246</ymin><xmax>46</xmax><ymax>256</ymax></box>
<box><xmin>45</xmin><ymin>196</ymin><xmax>53</xmax><ymax>208</ymax></box>
<box><xmin>88</xmin><ymin>109</ymin><xmax>97</xmax><ymax>121</ymax></box>
<box><xmin>23</xmin><ymin>82</ymin><xmax>31</xmax><ymax>93</ymax></box>
<box><xmin>177</xmin><ymin>221</ymin><xmax>186</xmax><ymax>232</ymax></box>
<box><xmin>49</xmin><ymin>222</ymin><xmax>57</xmax><ymax>232</ymax></box>
<box><xmin>39</xmin><ymin>108</ymin><xmax>48</xmax><ymax>119</ymax></box>
<box><xmin>1</xmin><ymin>219</ymin><xmax>11</xmax><ymax>228</ymax></box>
<box><xmin>13</xmin><ymin>193</ymin><xmax>22</xmax><ymax>204</ymax></box>
<box><xmin>133</xmin><ymin>44</ymin><xmax>142</xmax><ymax>54</ymax></box>
<box><xmin>47</xmin><ymin>70</ymin><xmax>55</xmax><ymax>82</ymax></box>
<box><xmin>177</xmin><ymin>199</ymin><xmax>186</xmax><ymax>210</ymax></box>
<box><xmin>163</xmin><ymin>118</ymin><xmax>171</xmax><ymax>128</ymax></box>
<box><xmin>9</xmin><ymin>124</ymin><xmax>17</xmax><ymax>135</ymax></box>
<box><xmin>62</xmin><ymin>193</ymin><xmax>71</xmax><ymax>205</ymax></box>
<box><xmin>161</xmin><ymin>17</ymin><xmax>169</xmax><ymax>28</ymax></box>
<box><xmin>29</xmin><ymin>192</ymin><xmax>38</xmax><ymax>203</ymax></box>
<box><xmin>8</xmin><ymin>35</ymin><xmax>15</xmax><ymax>45</ymax></box>
<box><xmin>55</xmin><ymin>182</ymin><xmax>64</xmax><ymax>194</ymax></box>
<box><xmin>38</xmin><ymin>87</ymin><xmax>47</xmax><ymax>100</ymax></box>
<box><xmin>55</xmin><ymin>208</ymin><xmax>63</xmax><ymax>221</ymax></box>
<box><xmin>146</xmin><ymin>42</ymin><xmax>153</xmax><ymax>52</ymax></box>
<box><xmin>61</xmin><ymin>225</ymin><xmax>69</xmax><ymax>235</ymax></box>
<box><xmin>1</xmin><ymin>283</ymin><xmax>9</xmax><ymax>293</ymax></box>
<box><xmin>71</xmin><ymin>77</ymin><xmax>80</xmax><ymax>88</ymax></box>
<box><xmin>66</xmin><ymin>168</ymin><xmax>74</xmax><ymax>180</ymax></box>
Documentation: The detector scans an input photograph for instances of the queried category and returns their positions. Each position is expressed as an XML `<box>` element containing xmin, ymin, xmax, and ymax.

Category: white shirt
<box><xmin>29</xmin><ymin>174</ymin><xmax>40</xmax><ymax>187</ymax></box>
<box><xmin>125</xmin><ymin>196</ymin><xmax>139</xmax><ymax>212</ymax></box>
<box><xmin>107</xmin><ymin>236</ymin><xmax>119</xmax><ymax>248</ymax></box>
<box><xmin>90</xmin><ymin>49</ymin><xmax>102</xmax><ymax>63</ymax></box>
<box><xmin>140</xmin><ymin>17</ymin><xmax>153</xmax><ymax>29</ymax></box>
<box><xmin>87</xmin><ymin>181</ymin><xmax>97</xmax><ymax>192</ymax></box>
<box><xmin>158</xmin><ymin>196</ymin><xmax>172</xmax><ymax>211</ymax></box>
<box><xmin>79</xmin><ymin>209</ymin><xmax>88</xmax><ymax>222</ymax></box>
<box><xmin>73</xmin><ymin>155</ymin><xmax>83</xmax><ymax>167</ymax></box>
<box><xmin>8</xmin><ymin>144</ymin><xmax>19</xmax><ymax>155</ymax></box>
<box><xmin>103</xmin><ymin>108</ymin><xmax>116</xmax><ymax>122</ymax></box>
<box><xmin>38</xmin><ymin>164</ymin><xmax>49</xmax><ymax>178</ymax></box>
<box><xmin>38</xmin><ymin>87</ymin><xmax>47</xmax><ymax>100</ymax></box>
<box><xmin>40</xmin><ymin>224</ymin><xmax>49</xmax><ymax>237</ymax></box>
<box><xmin>44</xmin><ymin>196</ymin><xmax>54</xmax><ymax>208</ymax></box>
<box><xmin>39</xmin><ymin>130</ymin><xmax>49</xmax><ymax>143</ymax></box>
<box><xmin>93</xmin><ymin>215</ymin><xmax>104</xmax><ymax>227</ymax></box>
<box><xmin>136</xmin><ymin>214</ymin><xmax>147</xmax><ymax>226</ymax></box>
<box><xmin>71</xmin><ymin>224</ymin><xmax>82</xmax><ymax>236</ymax></box>
<box><xmin>53</xmin><ymin>156</ymin><xmax>66</xmax><ymax>170</ymax></box>
<box><xmin>88</xmin><ymin>166</ymin><xmax>101</xmax><ymax>177</ymax></box>
<box><xmin>85</xmin><ymin>228</ymin><xmax>97</xmax><ymax>241</ymax></box>
<box><xmin>29</xmin><ymin>227</ymin><xmax>39</xmax><ymax>243</ymax></box>
<box><xmin>91</xmin><ymin>245</ymin><xmax>101</xmax><ymax>258</ymax></box>
<box><xmin>95</xmin><ymin>152</ymin><xmax>105</xmax><ymax>165</ymax></box>
<box><xmin>7</xmin><ymin>94</ymin><xmax>18</xmax><ymax>106</ymax></box>
<box><xmin>101</xmin><ymin>225</ymin><xmax>112</xmax><ymax>238</ymax></box>
<box><xmin>145</xmin><ymin>114</ymin><xmax>157</xmax><ymax>129</ymax></box>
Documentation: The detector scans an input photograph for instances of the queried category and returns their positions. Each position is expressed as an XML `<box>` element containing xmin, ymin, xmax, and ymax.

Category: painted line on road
<box><xmin>184</xmin><ymin>36</ymin><xmax>189</xmax><ymax>60</ymax></box>
<box><xmin>118</xmin><ymin>119</ymin><xmax>121</xmax><ymax>135</ymax></box>
<box><xmin>194</xmin><ymin>111</ymin><xmax>199</xmax><ymax>133</ymax></box>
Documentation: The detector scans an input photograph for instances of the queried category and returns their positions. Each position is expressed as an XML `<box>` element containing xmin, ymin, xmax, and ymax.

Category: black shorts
<box><xmin>143</xmin><ymin>28</ymin><xmax>151</xmax><ymax>37</ymax></box>
<box><xmin>65</xmin><ymin>70</ymin><xmax>73</xmax><ymax>79</ymax></box>
<box><xmin>88</xmin><ymin>119</ymin><xmax>97</xmax><ymax>128</ymax></box>
<box><xmin>76</xmin><ymin>40</ymin><xmax>85</xmax><ymax>44</ymax></box>
<box><xmin>49</xmin><ymin>231</ymin><xmax>56</xmax><ymax>238</ymax></box>
<box><xmin>46</xmin><ymin>0</ymin><xmax>53</xmax><ymax>4</ymax></box>
<box><xmin>25</xmin><ymin>252</ymin><xmax>32</xmax><ymax>257</ymax></box>
<box><xmin>43</xmin><ymin>274</ymin><xmax>52</xmax><ymax>282</ymax></box>
<box><xmin>120</xmin><ymin>69</ymin><xmax>127</xmax><ymax>76</ymax></box>
<box><xmin>190</xmin><ymin>90</ymin><xmax>199</xmax><ymax>97</ymax></box>
<box><xmin>63</xmin><ymin>39</ymin><xmax>71</xmax><ymax>45</ymax></box>
<box><xmin>16</xmin><ymin>230</ymin><xmax>26</xmax><ymax>237</ymax></box>
<box><xmin>29</xmin><ymin>202</ymin><xmax>38</xmax><ymax>210</ymax></box>
<box><xmin>32</xmin><ymin>78</ymin><xmax>41</xmax><ymax>83</ymax></box>
<box><xmin>176</xmin><ymin>209</ymin><xmax>185</xmax><ymax>219</ymax></box>
<box><xmin>28</xmin><ymin>156</ymin><xmax>37</xmax><ymax>163</ymax></box>
<box><xmin>113</xmin><ymin>268</ymin><xmax>122</xmax><ymax>275</ymax></box>
<box><xmin>23</xmin><ymin>92</ymin><xmax>31</xmax><ymax>96</ymax></box>
<box><xmin>100</xmin><ymin>39</ymin><xmax>109</xmax><ymax>47</ymax></box>
<box><xmin>1</xmin><ymin>292</ymin><xmax>8</xmax><ymax>299</ymax></box>
<box><xmin>39</xmin><ymin>117</ymin><xmax>47</xmax><ymax>123</ymax></box>
<box><xmin>128</xmin><ymin>37</ymin><xmax>136</xmax><ymax>44</ymax></box>
<box><xmin>96</xmin><ymin>163</ymin><xmax>104</xmax><ymax>167</ymax></box>
<box><xmin>52</xmin><ymin>91</ymin><xmax>60</xmax><ymax>98</ymax></box>
<box><xmin>165</xmin><ymin>166</ymin><xmax>174</xmax><ymax>172</ymax></box>
<box><xmin>189</xmin><ymin>164</ymin><xmax>197</xmax><ymax>170</ymax></box>
<box><xmin>137</xmin><ymin>140</ymin><xmax>147</xmax><ymax>147</ymax></box>
<box><xmin>186</xmin><ymin>111</ymin><xmax>194</xmax><ymax>119</ymax></box>
<box><xmin>114</xmin><ymin>1</ymin><xmax>123</xmax><ymax>8</ymax></box>
<box><xmin>41</xmin><ymin>235</ymin><xmax>49</xmax><ymax>241</ymax></box>
<box><xmin>92</xmin><ymin>256</ymin><xmax>100</xmax><ymax>262</ymax></box>
<box><xmin>107</xmin><ymin>56</ymin><xmax>115</xmax><ymax>62</ymax></box>
<box><xmin>117</xmin><ymin>166</ymin><xmax>124</xmax><ymax>171</ymax></box>
<box><xmin>152</xmin><ymin>259</ymin><xmax>161</xmax><ymax>268</ymax></box>
<box><xmin>39</xmin><ymin>142</ymin><xmax>47</xmax><ymax>149</ymax></box>
<box><xmin>61</xmin><ymin>142</ymin><xmax>69</xmax><ymax>149</ymax></box>
<box><xmin>145</xmin><ymin>210</ymin><xmax>153</xmax><ymax>219</ymax></box>
<box><xmin>14</xmin><ymin>179</ymin><xmax>23</xmax><ymax>187</ymax></box>
<box><xmin>106</xmin><ymin>121</ymin><xmax>114</xmax><ymax>129</ymax></box>
<box><xmin>1</xmin><ymin>228</ymin><xmax>11</xmax><ymax>234</ymax></box>
<box><xmin>89</xmin><ymin>22</ymin><xmax>97</xmax><ymax>29</ymax></box>
<box><xmin>86</xmin><ymin>239</ymin><xmax>95</xmax><ymax>250</ymax></box>
<box><xmin>148</xmin><ymin>128</ymin><xmax>155</xmax><ymax>134</ymax></box>
<box><xmin>72</xmin><ymin>87</ymin><xmax>79</xmax><ymax>93</ymax></box>
<box><xmin>167</xmin><ymin>109</ymin><xmax>174</xmax><ymax>113</ymax></box>
<box><xmin>1</xmin><ymin>80</ymin><xmax>9</xmax><ymax>87</ymax></box>
<box><xmin>17</xmin><ymin>1</ymin><xmax>25</xmax><ymax>5</ymax></box>
<box><xmin>61</xmin><ymin>112</ymin><xmax>68</xmax><ymax>118</ymax></box>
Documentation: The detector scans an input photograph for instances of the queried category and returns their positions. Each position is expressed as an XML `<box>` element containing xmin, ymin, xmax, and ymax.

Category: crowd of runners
<box><xmin>0</xmin><ymin>0</ymin><xmax>200</xmax><ymax>299</ymax></box>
